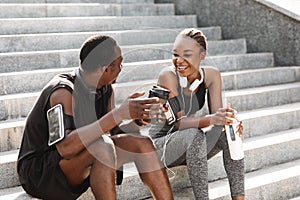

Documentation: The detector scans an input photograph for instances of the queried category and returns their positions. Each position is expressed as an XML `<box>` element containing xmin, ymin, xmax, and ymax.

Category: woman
<box><xmin>149</xmin><ymin>28</ymin><xmax>245</xmax><ymax>200</ymax></box>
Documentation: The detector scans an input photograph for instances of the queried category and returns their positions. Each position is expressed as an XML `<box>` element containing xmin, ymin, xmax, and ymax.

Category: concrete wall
<box><xmin>155</xmin><ymin>0</ymin><xmax>300</xmax><ymax>66</ymax></box>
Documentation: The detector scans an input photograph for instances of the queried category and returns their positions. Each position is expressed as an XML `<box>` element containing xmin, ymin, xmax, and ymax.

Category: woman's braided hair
<box><xmin>179</xmin><ymin>28</ymin><xmax>207</xmax><ymax>52</ymax></box>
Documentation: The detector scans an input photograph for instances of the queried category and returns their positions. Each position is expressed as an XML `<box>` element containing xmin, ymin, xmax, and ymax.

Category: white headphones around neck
<box><xmin>178</xmin><ymin>68</ymin><xmax>204</xmax><ymax>92</ymax></box>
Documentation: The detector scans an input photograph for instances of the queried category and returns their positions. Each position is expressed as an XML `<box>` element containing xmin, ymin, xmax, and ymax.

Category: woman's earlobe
<box><xmin>200</xmin><ymin>51</ymin><xmax>206</xmax><ymax>60</ymax></box>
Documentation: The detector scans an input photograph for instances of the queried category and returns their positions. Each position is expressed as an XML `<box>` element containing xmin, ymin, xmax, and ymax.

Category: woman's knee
<box><xmin>180</xmin><ymin>128</ymin><xmax>200</xmax><ymax>137</ymax></box>
<box><xmin>178</xmin><ymin>128</ymin><xmax>203</xmax><ymax>146</ymax></box>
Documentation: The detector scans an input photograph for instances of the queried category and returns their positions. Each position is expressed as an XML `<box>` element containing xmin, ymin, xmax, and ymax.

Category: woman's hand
<box><xmin>210</xmin><ymin>106</ymin><xmax>236</xmax><ymax>126</ymax></box>
<box><xmin>210</xmin><ymin>105</ymin><xmax>244</xmax><ymax>139</ymax></box>
<box><xmin>235</xmin><ymin>119</ymin><xmax>244</xmax><ymax>139</ymax></box>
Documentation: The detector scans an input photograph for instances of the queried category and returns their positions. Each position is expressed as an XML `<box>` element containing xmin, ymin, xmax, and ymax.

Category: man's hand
<box><xmin>116</xmin><ymin>92</ymin><xmax>162</xmax><ymax>121</ymax></box>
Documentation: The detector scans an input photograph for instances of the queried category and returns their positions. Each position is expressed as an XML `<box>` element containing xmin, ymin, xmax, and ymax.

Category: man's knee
<box><xmin>87</xmin><ymin>136</ymin><xmax>116</xmax><ymax>168</ymax></box>
<box><xmin>132</xmin><ymin>135</ymin><xmax>156</xmax><ymax>153</ymax></box>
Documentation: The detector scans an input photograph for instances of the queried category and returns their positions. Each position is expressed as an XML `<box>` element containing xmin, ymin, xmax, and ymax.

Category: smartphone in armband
<box><xmin>47</xmin><ymin>104</ymin><xmax>65</xmax><ymax>146</ymax></box>
<box><xmin>165</xmin><ymin>100</ymin><xmax>176</xmax><ymax>125</ymax></box>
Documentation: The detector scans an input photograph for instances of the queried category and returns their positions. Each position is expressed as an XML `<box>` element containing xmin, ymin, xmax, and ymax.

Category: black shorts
<box><xmin>18</xmin><ymin>150</ymin><xmax>89</xmax><ymax>200</ymax></box>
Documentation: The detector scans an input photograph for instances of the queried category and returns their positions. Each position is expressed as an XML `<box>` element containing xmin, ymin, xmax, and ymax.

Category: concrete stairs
<box><xmin>0</xmin><ymin>0</ymin><xmax>299</xmax><ymax>199</ymax></box>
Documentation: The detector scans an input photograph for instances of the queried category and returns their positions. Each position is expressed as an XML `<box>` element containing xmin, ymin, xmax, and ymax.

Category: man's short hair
<box><xmin>79</xmin><ymin>35</ymin><xmax>118</xmax><ymax>72</ymax></box>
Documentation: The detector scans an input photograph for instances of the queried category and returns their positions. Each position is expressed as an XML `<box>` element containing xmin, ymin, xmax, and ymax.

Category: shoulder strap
<box><xmin>42</xmin><ymin>73</ymin><xmax>75</xmax><ymax>110</ymax></box>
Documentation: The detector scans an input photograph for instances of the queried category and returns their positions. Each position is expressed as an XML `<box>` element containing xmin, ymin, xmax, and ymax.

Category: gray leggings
<box><xmin>152</xmin><ymin>126</ymin><xmax>245</xmax><ymax>199</ymax></box>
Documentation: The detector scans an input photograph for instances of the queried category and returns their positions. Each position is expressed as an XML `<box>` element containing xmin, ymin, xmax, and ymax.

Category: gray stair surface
<box><xmin>1</xmin><ymin>158</ymin><xmax>300</xmax><ymax>200</ymax></box>
<box><xmin>0</xmin><ymin>3</ymin><xmax>175</xmax><ymax>18</ymax></box>
<box><xmin>0</xmin><ymin>52</ymin><xmax>273</xmax><ymax>73</ymax></box>
<box><xmin>0</xmin><ymin>15</ymin><xmax>197</xmax><ymax>35</ymax></box>
<box><xmin>1</xmin><ymin>66</ymin><xmax>298</xmax><ymax>95</ymax></box>
<box><xmin>2</xmin><ymin>82</ymin><xmax>300</xmax><ymax>121</ymax></box>
<box><xmin>0</xmin><ymin>0</ymin><xmax>155</xmax><ymax>3</ymax></box>
<box><xmin>0</xmin><ymin>0</ymin><xmax>299</xmax><ymax>199</ymax></box>
<box><xmin>0</xmin><ymin>27</ymin><xmax>222</xmax><ymax>53</ymax></box>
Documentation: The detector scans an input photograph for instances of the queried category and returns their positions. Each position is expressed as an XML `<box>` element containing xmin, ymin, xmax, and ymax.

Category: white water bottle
<box><xmin>225</xmin><ymin>122</ymin><xmax>244</xmax><ymax>160</ymax></box>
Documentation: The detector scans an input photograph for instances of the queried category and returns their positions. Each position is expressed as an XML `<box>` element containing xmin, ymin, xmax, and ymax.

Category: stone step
<box><xmin>0</xmin><ymin>51</ymin><xmax>273</xmax><ymax>73</ymax></box>
<box><xmin>198</xmin><ymin>101</ymin><xmax>300</xmax><ymax>138</ymax></box>
<box><xmin>118</xmin><ymin>64</ymin><xmax>299</xmax><ymax>89</ymax></box>
<box><xmin>118</xmin><ymin>62</ymin><xmax>293</xmax><ymax>86</ymax></box>
<box><xmin>0</xmin><ymin>120</ymin><xmax>24</xmax><ymax>152</ymax></box>
<box><xmin>85</xmin><ymin>128</ymin><xmax>300</xmax><ymax>186</ymax></box>
<box><xmin>1</xmin><ymin>128</ymin><xmax>300</xmax><ymax>197</ymax></box>
<box><xmin>0</xmin><ymin>93</ymin><xmax>38</xmax><ymax>121</ymax></box>
<box><xmin>121</xmin><ymin>39</ymin><xmax>246</xmax><ymax>62</ymax></box>
<box><xmin>126</xmin><ymin>156</ymin><xmax>300</xmax><ymax>200</ymax></box>
<box><xmin>2</xmin><ymin>155</ymin><xmax>300</xmax><ymax>200</ymax></box>
<box><xmin>0</xmin><ymin>3</ymin><xmax>174</xmax><ymax>19</ymax></box>
<box><xmin>209</xmin><ymin>158</ymin><xmax>300</xmax><ymax>200</ymax></box>
<box><xmin>208</xmin><ymin>128</ymin><xmax>300</xmax><ymax>182</ymax></box>
<box><xmin>0</xmin><ymin>15</ymin><xmax>197</xmax><ymax>35</ymax></box>
<box><xmin>118</xmin><ymin>129</ymin><xmax>300</xmax><ymax>199</ymax></box>
<box><xmin>204</xmin><ymin>53</ymin><xmax>274</xmax><ymax>72</ymax></box>
<box><xmin>0</xmin><ymin>68</ymin><xmax>71</xmax><ymax>95</ymax></box>
<box><xmin>0</xmin><ymin>27</ymin><xmax>222</xmax><ymax>53</ymax></box>
<box><xmin>0</xmin><ymin>38</ymin><xmax>245</xmax><ymax>64</ymax></box>
<box><xmin>225</xmin><ymin>82</ymin><xmax>300</xmax><ymax>111</ymax></box>
<box><xmin>0</xmin><ymin>150</ymin><xmax>19</xmax><ymax>190</ymax></box>
<box><xmin>238</xmin><ymin>102</ymin><xmax>300</xmax><ymax>138</ymax></box>
<box><xmin>1</xmin><ymin>81</ymin><xmax>299</xmax><ymax>121</ymax></box>
<box><xmin>115</xmin><ymin>81</ymin><xmax>300</xmax><ymax>109</ymax></box>
<box><xmin>0</xmin><ymin>0</ymin><xmax>154</xmax><ymax>3</ymax></box>
<box><xmin>222</xmin><ymin>66</ymin><xmax>300</xmax><ymax>90</ymax></box>
<box><xmin>1</xmin><ymin>100</ymin><xmax>300</xmax><ymax>153</ymax></box>
<box><xmin>1</xmin><ymin>66</ymin><xmax>298</xmax><ymax>95</ymax></box>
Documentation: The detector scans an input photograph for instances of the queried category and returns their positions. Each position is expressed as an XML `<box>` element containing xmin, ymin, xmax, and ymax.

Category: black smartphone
<box><xmin>148</xmin><ymin>86</ymin><xmax>176</xmax><ymax>125</ymax></box>
<box><xmin>47</xmin><ymin>104</ymin><xmax>65</xmax><ymax>146</ymax></box>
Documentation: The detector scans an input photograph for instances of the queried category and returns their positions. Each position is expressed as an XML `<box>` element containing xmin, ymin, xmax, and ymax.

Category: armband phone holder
<box><xmin>47</xmin><ymin>104</ymin><xmax>65</xmax><ymax>146</ymax></box>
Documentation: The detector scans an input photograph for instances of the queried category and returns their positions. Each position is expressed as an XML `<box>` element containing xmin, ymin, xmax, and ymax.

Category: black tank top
<box><xmin>17</xmin><ymin>70</ymin><xmax>112</xmax><ymax>163</ymax></box>
<box><xmin>177</xmin><ymin>68</ymin><xmax>207</xmax><ymax>115</ymax></box>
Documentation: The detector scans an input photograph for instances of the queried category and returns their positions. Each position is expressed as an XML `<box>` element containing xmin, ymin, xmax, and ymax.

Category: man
<box><xmin>17</xmin><ymin>35</ymin><xmax>174</xmax><ymax>200</ymax></box>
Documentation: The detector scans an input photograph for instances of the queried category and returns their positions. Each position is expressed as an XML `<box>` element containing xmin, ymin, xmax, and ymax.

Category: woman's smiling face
<box><xmin>172</xmin><ymin>35</ymin><xmax>204</xmax><ymax>77</ymax></box>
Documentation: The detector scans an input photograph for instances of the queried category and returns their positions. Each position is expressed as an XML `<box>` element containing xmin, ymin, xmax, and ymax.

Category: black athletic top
<box><xmin>150</xmin><ymin>68</ymin><xmax>207</xmax><ymax>139</ymax></box>
<box><xmin>17</xmin><ymin>70</ymin><xmax>112</xmax><ymax>199</ymax></box>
